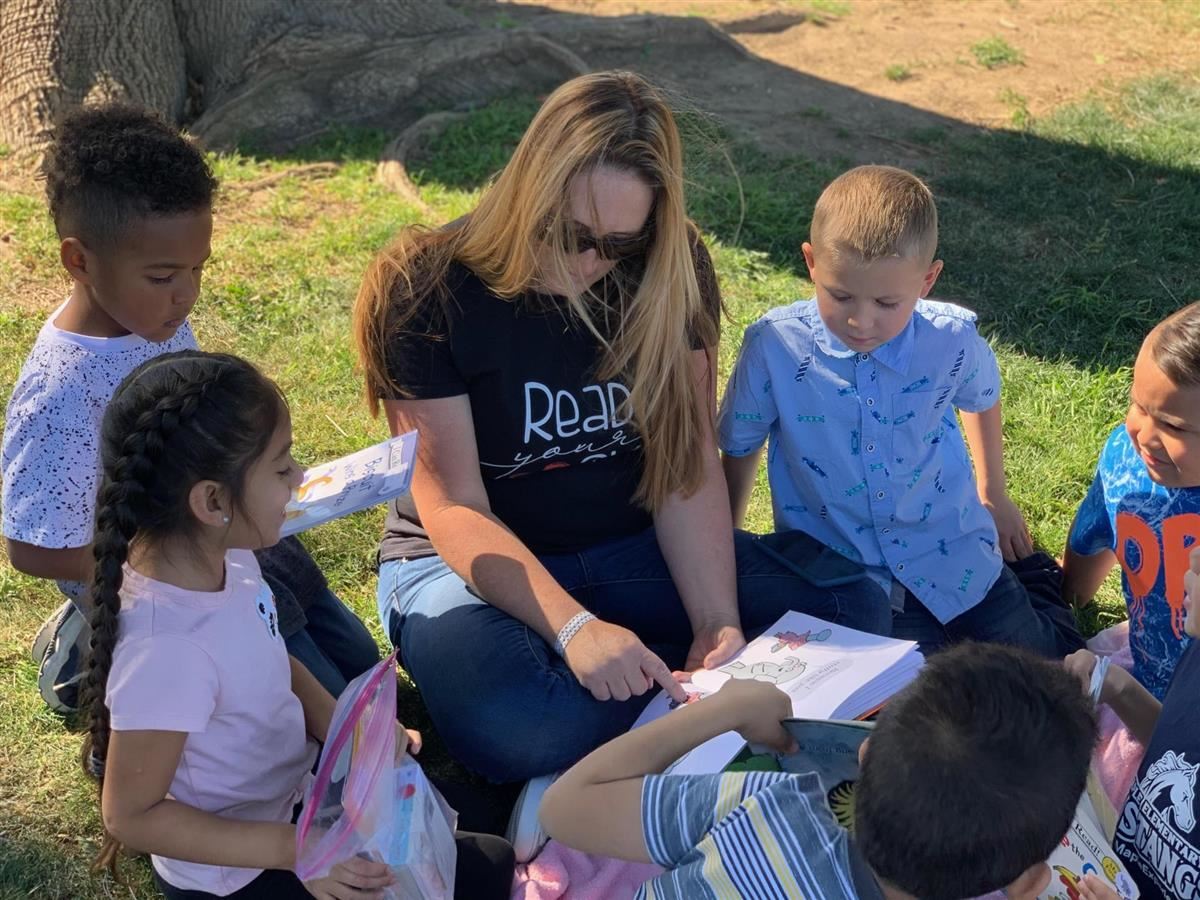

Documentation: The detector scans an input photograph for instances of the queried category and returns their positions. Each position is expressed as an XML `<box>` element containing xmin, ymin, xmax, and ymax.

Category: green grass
<box><xmin>884</xmin><ymin>63</ymin><xmax>914</xmax><ymax>83</ymax></box>
<box><xmin>999</xmin><ymin>87</ymin><xmax>1031</xmax><ymax>128</ymax></box>
<box><xmin>2</xmin><ymin>70</ymin><xmax>1200</xmax><ymax>896</ymax></box>
<box><xmin>971</xmin><ymin>35</ymin><xmax>1025</xmax><ymax>69</ymax></box>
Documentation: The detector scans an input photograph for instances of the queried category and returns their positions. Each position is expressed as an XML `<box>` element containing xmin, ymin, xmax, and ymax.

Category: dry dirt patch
<box><xmin>503</xmin><ymin>0</ymin><xmax>1200</xmax><ymax>156</ymax></box>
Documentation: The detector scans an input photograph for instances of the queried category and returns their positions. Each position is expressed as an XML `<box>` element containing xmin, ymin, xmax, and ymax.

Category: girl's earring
<box><xmin>222</xmin><ymin>515</ymin><xmax>231</xmax><ymax>524</ymax></box>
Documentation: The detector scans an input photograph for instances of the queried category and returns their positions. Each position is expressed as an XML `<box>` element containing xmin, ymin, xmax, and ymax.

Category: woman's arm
<box><xmin>102</xmin><ymin>730</ymin><xmax>296</xmax><ymax>869</ymax></box>
<box><xmin>385</xmin><ymin>398</ymin><xmax>685</xmax><ymax>704</ymax></box>
<box><xmin>655</xmin><ymin>349</ymin><xmax>745</xmax><ymax>671</ymax></box>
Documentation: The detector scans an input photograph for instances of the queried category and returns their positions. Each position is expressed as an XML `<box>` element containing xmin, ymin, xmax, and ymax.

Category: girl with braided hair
<box><xmin>79</xmin><ymin>350</ymin><xmax>409</xmax><ymax>899</ymax></box>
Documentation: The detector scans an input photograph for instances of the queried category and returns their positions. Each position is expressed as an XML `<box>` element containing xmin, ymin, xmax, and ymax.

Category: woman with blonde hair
<box><xmin>353</xmin><ymin>70</ymin><xmax>882</xmax><ymax>859</ymax></box>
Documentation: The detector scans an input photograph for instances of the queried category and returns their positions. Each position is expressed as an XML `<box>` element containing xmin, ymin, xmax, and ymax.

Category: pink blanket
<box><xmin>513</xmin><ymin>624</ymin><xmax>1146</xmax><ymax>900</ymax></box>
<box><xmin>511</xmin><ymin>841</ymin><xmax>661</xmax><ymax>900</ymax></box>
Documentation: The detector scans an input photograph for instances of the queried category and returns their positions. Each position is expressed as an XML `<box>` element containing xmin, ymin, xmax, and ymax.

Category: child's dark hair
<box><xmin>79</xmin><ymin>351</ymin><xmax>286</xmax><ymax>875</ymax></box>
<box><xmin>856</xmin><ymin>643</ymin><xmax>1096</xmax><ymax>900</ymax></box>
<box><xmin>42</xmin><ymin>103</ymin><xmax>217</xmax><ymax>249</ymax></box>
<box><xmin>1151</xmin><ymin>301</ymin><xmax>1200</xmax><ymax>387</ymax></box>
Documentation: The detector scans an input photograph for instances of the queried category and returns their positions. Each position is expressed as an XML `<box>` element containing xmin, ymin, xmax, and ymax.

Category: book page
<box><xmin>282</xmin><ymin>431</ymin><xmax>417</xmax><ymax>537</ymax></box>
<box><xmin>689</xmin><ymin>610</ymin><xmax>919</xmax><ymax>720</ymax></box>
<box><xmin>632</xmin><ymin>611</ymin><xmax>920</xmax><ymax>774</ymax></box>
<box><xmin>1039</xmin><ymin>794</ymin><xmax>1140</xmax><ymax>899</ymax></box>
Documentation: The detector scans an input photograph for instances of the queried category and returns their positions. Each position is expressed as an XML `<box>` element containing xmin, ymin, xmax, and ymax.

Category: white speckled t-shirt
<box><xmin>1</xmin><ymin>302</ymin><xmax>197</xmax><ymax>549</ymax></box>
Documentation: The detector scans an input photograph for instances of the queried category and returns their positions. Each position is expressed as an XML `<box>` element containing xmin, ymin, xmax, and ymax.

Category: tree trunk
<box><xmin>0</xmin><ymin>0</ymin><xmax>584</xmax><ymax>160</ymax></box>
<box><xmin>0</xmin><ymin>0</ymin><xmax>186</xmax><ymax>155</ymax></box>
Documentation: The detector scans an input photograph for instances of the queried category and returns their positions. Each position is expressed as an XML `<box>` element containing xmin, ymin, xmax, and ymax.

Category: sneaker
<box><xmin>35</xmin><ymin>601</ymin><xmax>90</xmax><ymax>714</ymax></box>
<box><xmin>505</xmin><ymin>771</ymin><xmax>558</xmax><ymax>864</ymax></box>
<box><xmin>30</xmin><ymin>599</ymin><xmax>71</xmax><ymax>663</ymax></box>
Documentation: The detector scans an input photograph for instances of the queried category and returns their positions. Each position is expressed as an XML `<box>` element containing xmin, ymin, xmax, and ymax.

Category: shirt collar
<box><xmin>812</xmin><ymin>300</ymin><xmax>916</xmax><ymax>376</ymax></box>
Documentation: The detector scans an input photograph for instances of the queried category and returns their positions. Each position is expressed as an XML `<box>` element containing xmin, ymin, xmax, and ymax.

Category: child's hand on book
<box><xmin>716</xmin><ymin>680</ymin><xmax>798</xmax><ymax>754</ymax></box>
<box><xmin>1077</xmin><ymin>873</ymin><xmax>1122</xmax><ymax>900</ymax></box>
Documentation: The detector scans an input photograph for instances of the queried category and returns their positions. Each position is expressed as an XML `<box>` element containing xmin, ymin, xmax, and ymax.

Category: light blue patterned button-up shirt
<box><xmin>718</xmin><ymin>298</ymin><xmax>1004</xmax><ymax>623</ymax></box>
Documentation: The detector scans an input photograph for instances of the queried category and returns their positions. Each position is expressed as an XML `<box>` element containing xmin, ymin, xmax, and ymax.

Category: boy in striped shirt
<box><xmin>541</xmin><ymin>644</ymin><xmax>1096</xmax><ymax>900</ymax></box>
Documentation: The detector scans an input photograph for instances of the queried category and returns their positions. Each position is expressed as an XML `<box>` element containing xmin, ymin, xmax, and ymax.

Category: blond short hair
<box><xmin>810</xmin><ymin>165</ymin><xmax>938</xmax><ymax>264</ymax></box>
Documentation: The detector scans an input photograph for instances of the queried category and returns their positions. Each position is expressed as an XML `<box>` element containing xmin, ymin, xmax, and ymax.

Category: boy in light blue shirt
<box><xmin>718</xmin><ymin>165</ymin><xmax>1082</xmax><ymax>656</ymax></box>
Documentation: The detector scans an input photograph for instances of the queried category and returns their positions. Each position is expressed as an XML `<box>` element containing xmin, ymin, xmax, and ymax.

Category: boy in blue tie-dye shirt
<box><xmin>1064</xmin><ymin>302</ymin><xmax>1200</xmax><ymax>700</ymax></box>
<box><xmin>718</xmin><ymin>165</ymin><xmax>1081</xmax><ymax>657</ymax></box>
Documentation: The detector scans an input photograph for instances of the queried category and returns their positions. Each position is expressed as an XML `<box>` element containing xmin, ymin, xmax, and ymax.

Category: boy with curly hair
<box><xmin>2</xmin><ymin>104</ymin><xmax>378</xmax><ymax>712</ymax></box>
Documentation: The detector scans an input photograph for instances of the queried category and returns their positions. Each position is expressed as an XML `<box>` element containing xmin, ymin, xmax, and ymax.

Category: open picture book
<box><xmin>631</xmin><ymin>610</ymin><xmax>923</xmax><ymax>775</ymax></box>
<box><xmin>281</xmin><ymin>431</ymin><xmax>418</xmax><ymax>537</ymax></box>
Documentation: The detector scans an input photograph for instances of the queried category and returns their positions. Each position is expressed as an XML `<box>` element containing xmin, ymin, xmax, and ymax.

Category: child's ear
<box><xmin>1004</xmin><ymin>861</ymin><xmax>1050</xmax><ymax>899</ymax></box>
<box><xmin>801</xmin><ymin>242</ymin><xmax>818</xmax><ymax>275</ymax></box>
<box><xmin>60</xmin><ymin>238</ymin><xmax>93</xmax><ymax>284</ymax></box>
<box><xmin>857</xmin><ymin>735</ymin><xmax>870</xmax><ymax>766</ymax></box>
<box><xmin>919</xmin><ymin>259</ymin><xmax>944</xmax><ymax>299</ymax></box>
<box><xmin>188</xmin><ymin>480</ymin><xmax>232</xmax><ymax>529</ymax></box>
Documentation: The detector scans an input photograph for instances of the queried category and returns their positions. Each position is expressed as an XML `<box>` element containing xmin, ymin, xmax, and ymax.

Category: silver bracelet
<box><xmin>554</xmin><ymin>611</ymin><xmax>596</xmax><ymax>657</ymax></box>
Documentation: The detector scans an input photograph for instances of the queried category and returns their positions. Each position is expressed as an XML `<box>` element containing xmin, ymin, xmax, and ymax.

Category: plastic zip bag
<box><xmin>295</xmin><ymin>652</ymin><xmax>458</xmax><ymax>899</ymax></box>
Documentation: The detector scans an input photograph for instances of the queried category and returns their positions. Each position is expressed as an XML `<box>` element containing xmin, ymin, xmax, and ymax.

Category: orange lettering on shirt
<box><xmin>1116</xmin><ymin>511</ymin><xmax>1161</xmax><ymax>628</ymax></box>
<box><xmin>1161</xmin><ymin>513</ymin><xmax>1200</xmax><ymax>639</ymax></box>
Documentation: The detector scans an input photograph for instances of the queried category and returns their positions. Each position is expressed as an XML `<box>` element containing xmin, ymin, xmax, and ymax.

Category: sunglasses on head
<box><xmin>564</xmin><ymin>220</ymin><xmax>655</xmax><ymax>261</ymax></box>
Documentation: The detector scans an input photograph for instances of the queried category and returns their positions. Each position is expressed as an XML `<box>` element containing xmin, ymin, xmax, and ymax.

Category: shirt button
<box><xmin>882</xmin><ymin>528</ymin><xmax>891</xmax><ymax>534</ymax></box>
<box><xmin>897</xmin><ymin>563</ymin><xmax>906</xmax><ymax>572</ymax></box>
<box><xmin>859</xmin><ymin>353</ymin><xmax>869</xmax><ymax>362</ymax></box>
<box><xmin>866</xmin><ymin>443</ymin><xmax>876</xmax><ymax>453</ymax></box>
<box><xmin>876</xmin><ymin>491</ymin><xmax>885</xmax><ymax>500</ymax></box>
<box><xmin>866</xmin><ymin>398</ymin><xmax>875</xmax><ymax>407</ymax></box>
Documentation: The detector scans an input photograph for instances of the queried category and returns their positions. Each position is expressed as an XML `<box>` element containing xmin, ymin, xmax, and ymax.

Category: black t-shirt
<box><xmin>1113</xmin><ymin>640</ymin><xmax>1200</xmax><ymax>900</ymax></box>
<box><xmin>378</xmin><ymin>241</ymin><xmax>720</xmax><ymax>562</ymax></box>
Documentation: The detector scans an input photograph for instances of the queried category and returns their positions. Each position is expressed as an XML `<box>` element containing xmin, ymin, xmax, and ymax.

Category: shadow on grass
<box><xmin>243</xmin><ymin>5</ymin><xmax>1199</xmax><ymax>373</ymax></box>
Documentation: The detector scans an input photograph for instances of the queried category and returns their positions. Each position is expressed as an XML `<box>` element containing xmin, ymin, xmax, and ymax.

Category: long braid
<box><xmin>79</xmin><ymin>375</ymin><xmax>215</xmax><ymax>877</ymax></box>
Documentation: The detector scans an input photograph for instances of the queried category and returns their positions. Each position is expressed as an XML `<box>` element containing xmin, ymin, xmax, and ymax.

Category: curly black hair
<box><xmin>42</xmin><ymin>103</ymin><xmax>218</xmax><ymax>249</ymax></box>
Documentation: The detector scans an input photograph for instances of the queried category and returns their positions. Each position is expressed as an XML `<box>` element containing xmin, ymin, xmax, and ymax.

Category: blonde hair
<box><xmin>353</xmin><ymin>71</ymin><xmax>718</xmax><ymax>511</ymax></box>
<box><xmin>810</xmin><ymin>165</ymin><xmax>938</xmax><ymax>264</ymax></box>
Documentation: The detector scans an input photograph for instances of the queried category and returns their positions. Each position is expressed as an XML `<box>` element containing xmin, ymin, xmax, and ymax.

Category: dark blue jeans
<box><xmin>890</xmin><ymin>553</ymin><xmax>1085</xmax><ymax>658</ymax></box>
<box><xmin>283</xmin><ymin>586</ymin><xmax>381</xmax><ymax>698</ymax></box>
<box><xmin>377</xmin><ymin>528</ymin><xmax>888</xmax><ymax>782</ymax></box>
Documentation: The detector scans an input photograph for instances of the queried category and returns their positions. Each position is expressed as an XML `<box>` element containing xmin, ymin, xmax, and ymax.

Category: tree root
<box><xmin>227</xmin><ymin>162</ymin><xmax>340</xmax><ymax>192</ymax></box>
<box><xmin>376</xmin><ymin>111</ymin><xmax>468</xmax><ymax>214</ymax></box>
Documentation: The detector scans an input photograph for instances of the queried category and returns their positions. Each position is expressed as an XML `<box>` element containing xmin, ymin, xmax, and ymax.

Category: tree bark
<box><xmin>0</xmin><ymin>0</ymin><xmax>584</xmax><ymax>160</ymax></box>
<box><xmin>0</xmin><ymin>0</ymin><xmax>186</xmax><ymax>155</ymax></box>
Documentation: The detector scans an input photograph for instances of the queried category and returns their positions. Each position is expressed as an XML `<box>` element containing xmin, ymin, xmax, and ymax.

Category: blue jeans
<box><xmin>284</xmin><ymin>587</ymin><xmax>381</xmax><ymax>698</ymax></box>
<box><xmin>377</xmin><ymin>528</ymin><xmax>888</xmax><ymax>782</ymax></box>
<box><xmin>890</xmin><ymin>553</ymin><xmax>1084</xmax><ymax>658</ymax></box>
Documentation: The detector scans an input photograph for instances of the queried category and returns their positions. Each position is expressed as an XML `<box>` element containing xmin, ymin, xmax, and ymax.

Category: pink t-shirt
<box><xmin>106</xmin><ymin>550</ymin><xmax>317</xmax><ymax>895</ymax></box>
